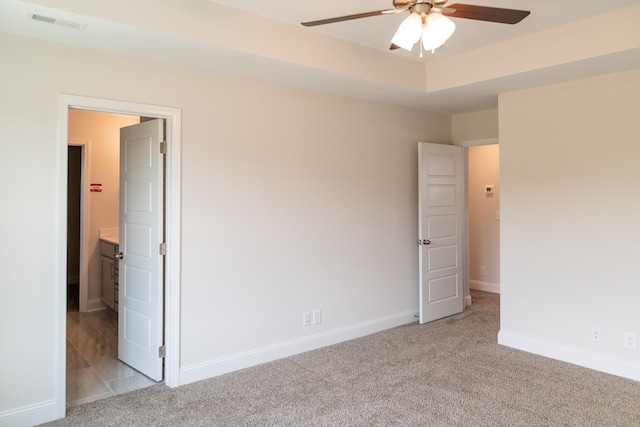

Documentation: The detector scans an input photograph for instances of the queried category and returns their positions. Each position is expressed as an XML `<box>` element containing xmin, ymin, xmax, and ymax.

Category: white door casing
<box><xmin>119</xmin><ymin>119</ymin><xmax>164</xmax><ymax>381</ymax></box>
<box><xmin>58</xmin><ymin>94</ymin><xmax>181</xmax><ymax>420</ymax></box>
<box><xmin>418</xmin><ymin>142</ymin><xmax>464</xmax><ymax>324</ymax></box>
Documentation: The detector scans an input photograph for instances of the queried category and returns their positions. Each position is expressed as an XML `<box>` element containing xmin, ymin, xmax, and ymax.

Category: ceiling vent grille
<box><xmin>28</xmin><ymin>13</ymin><xmax>88</xmax><ymax>31</ymax></box>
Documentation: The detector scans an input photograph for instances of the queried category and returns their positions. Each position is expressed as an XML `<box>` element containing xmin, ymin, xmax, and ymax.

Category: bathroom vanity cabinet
<box><xmin>100</xmin><ymin>238</ymin><xmax>119</xmax><ymax>312</ymax></box>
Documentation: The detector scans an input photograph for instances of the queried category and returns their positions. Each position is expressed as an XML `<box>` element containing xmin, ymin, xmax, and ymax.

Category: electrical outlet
<box><xmin>480</xmin><ymin>266</ymin><xmax>487</xmax><ymax>276</ymax></box>
<box><xmin>312</xmin><ymin>309</ymin><xmax>322</xmax><ymax>325</ymax></box>
<box><xmin>303</xmin><ymin>312</ymin><xmax>311</xmax><ymax>327</ymax></box>
<box><xmin>624</xmin><ymin>332</ymin><xmax>637</xmax><ymax>350</ymax></box>
<box><xmin>591</xmin><ymin>326</ymin><xmax>601</xmax><ymax>343</ymax></box>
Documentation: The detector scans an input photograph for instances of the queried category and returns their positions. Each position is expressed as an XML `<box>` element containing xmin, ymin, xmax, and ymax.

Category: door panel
<box><xmin>119</xmin><ymin>119</ymin><xmax>164</xmax><ymax>381</ymax></box>
<box><xmin>429</xmin><ymin>275</ymin><xmax>458</xmax><ymax>302</ymax></box>
<box><xmin>428</xmin><ymin>215</ymin><xmax>457</xmax><ymax>238</ymax></box>
<box><xmin>418</xmin><ymin>142</ymin><xmax>464</xmax><ymax>323</ymax></box>
<box><xmin>428</xmin><ymin>245</ymin><xmax>457</xmax><ymax>270</ymax></box>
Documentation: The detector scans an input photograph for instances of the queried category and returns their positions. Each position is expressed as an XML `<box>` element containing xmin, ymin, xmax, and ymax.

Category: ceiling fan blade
<box><xmin>443</xmin><ymin>3</ymin><xmax>530</xmax><ymax>24</ymax></box>
<box><xmin>302</xmin><ymin>9</ymin><xmax>394</xmax><ymax>27</ymax></box>
<box><xmin>432</xmin><ymin>7</ymin><xmax>456</xmax><ymax>14</ymax></box>
<box><xmin>389</xmin><ymin>43</ymin><xmax>401</xmax><ymax>50</ymax></box>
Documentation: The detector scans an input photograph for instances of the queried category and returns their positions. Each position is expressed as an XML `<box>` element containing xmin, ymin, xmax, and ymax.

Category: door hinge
<box><xmin>159</xmin><ymin>242</ymin><xmax>166</xmax><ymax>256</ymax></box>
<box><xmin>160</xmin><ymin>141</ymin><xmax>167</xmax><ymax>154</ymax></box>
<box><xmin>159</xmin><ymin>345</ymin><xmax>166</xmax><ymax>358</ymax></box>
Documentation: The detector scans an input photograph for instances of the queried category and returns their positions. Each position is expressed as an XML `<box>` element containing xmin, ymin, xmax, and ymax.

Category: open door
<box><xmin>418</xmin><ymin>142</ymin><xmax>464</xmax><ymax>323</ymax></box>
<box><xmin>118</xmin><ymin>119</ymin><xmax>165</xmax><ymax>381</ymax></box>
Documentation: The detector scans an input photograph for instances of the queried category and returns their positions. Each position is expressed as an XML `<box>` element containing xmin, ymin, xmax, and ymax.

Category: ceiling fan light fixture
<box><xmin>301</xmin><ymin>2</ymin><xmax>530</xmax><ymax>56</ymax></box>
<box><xmin>422</xmin><ymin>13</ymin><xmax>456</xmax><ymax>52</ymax></box>
<box><xmin>391</xmin><ymin>12</ymin><xmax>422</xmax><ymax>51</ymax></box>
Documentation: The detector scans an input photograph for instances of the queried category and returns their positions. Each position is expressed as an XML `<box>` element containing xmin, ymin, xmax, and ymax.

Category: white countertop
<box><xmin>100</xmin><ymin>235</ymin><xmax>119</xmax><ymax>245</ymax></box>
<box><xmin>99</xmin><ymin>228</ymin><xmax>119</xmax><ymax>245</ymax></box>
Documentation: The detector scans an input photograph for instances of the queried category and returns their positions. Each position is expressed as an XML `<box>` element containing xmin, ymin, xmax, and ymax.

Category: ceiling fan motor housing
<box><xmin>393</xmin><ymin>0</ymin><xmax>447</xmax><ymax>13</ymax></box>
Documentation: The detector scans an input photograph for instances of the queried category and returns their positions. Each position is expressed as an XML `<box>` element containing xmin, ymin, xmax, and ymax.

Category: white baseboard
<box><xmin>469</xmin><ymin>280</ymin><xmax>500</xmax><ymax>294</ymax></box>
<box><xmin>86</xmin><ymin>298</ymin><xmax>105</xmax><ymax>312</ymax></box>
<box><xmin>0</xmin><ymin>399</ymin><xmax>58</xmax><ymax>427</ymax></box>
<box><xmin>498</xmin><ymin>330</ymin><xmax>640</xmax><ymax>382</ymax></box>
<box><xmin>179</xmin><ymin>309</ymin><xmax>419</xmax><ymax>386</ymax></box>
<box><xmin>464</xmin><ymin>295</ymin><xmax>472</xmax><ymax>307</ymax></box>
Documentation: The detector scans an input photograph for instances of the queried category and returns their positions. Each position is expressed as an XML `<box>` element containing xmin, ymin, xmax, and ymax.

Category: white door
<box><xmin>119</xmin><ymin>119</ymin><xmax>164</xmax><ymax>381</ymax></box>
<box><xmin>418</xmin><ymin>142</ymin><xmax>464</xmax><ymax>324</ymax></box>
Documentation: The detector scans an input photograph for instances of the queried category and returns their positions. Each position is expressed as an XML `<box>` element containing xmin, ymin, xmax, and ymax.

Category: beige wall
<box><xmin>468</xmin><ymin>145</ymin><xmax>500</xmax><ymax>291</ymax></box>
<box><xmin>0</xmin><ymin>33</ymin><xmax>451</xmax><ymax>423</ymax></box>
<box><xmin>68</xmin><ymin>109</ymin><xmax>139</xmax><ymax>308</ymax></box>
<box><xmin>452</xmin><ymin>109</ymin><xmax>498</xmax><ymax>143</ymax></box>
<box><xmin>499</xmin><ymin>68</ymin><xmax>640</xmax><ymax>377</ymax></box>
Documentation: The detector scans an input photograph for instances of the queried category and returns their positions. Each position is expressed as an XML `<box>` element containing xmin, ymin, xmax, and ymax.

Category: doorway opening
<box><xmin>57</xmin><ymin>95</ymin><xmax>181</xmax><ymax>419</ymax></box>
<box><xmin>466</xmin><ymin>144</ymin><xmax>500</xmax><ymax>296</ymax></box>
<box><xmin>66</xmin><ymin>110</ymin><xmax>158</xmax><ymax>406</ymax></box>
<box><xmin>67</xmin><ymin>145</ymin><xmax>82</xmax><ymax>312</ymax></box>
<box><xmin>461</xmin><ymin>141</ymin><xmax>500</xmax><ymax>314</ymax></box>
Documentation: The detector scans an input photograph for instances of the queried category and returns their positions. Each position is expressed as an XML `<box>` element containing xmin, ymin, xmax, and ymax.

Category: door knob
<box><xmin>115</xmin><ymin>252</ymin><xmax>124</xmax><ymax>260</ymax></box>
<box><xmin>423</xmin><ymin>239</ymin><xmax>431</xmax><ymax>245</ymax></box>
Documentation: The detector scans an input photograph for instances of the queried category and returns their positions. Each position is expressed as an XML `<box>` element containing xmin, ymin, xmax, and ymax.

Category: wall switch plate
<box><xmin>312</xmin><ymin>309</ymin><xmax>322</xmax><ymax>325</ymax></box>
<box><xmin>480</xmin><ymin>266</ymin><xmax>487</xmax><ymax>276</ymax></box>
<box><xmin>303</xmin><ymin>312</ymin><xmax>311</xmax><ymax>327</ymax></box>
<box><xmin>624</xmin><ymin>331</ymin><xmax>637</xmax><ymax>350</ymax></box>
<box><xmin>591</xmin><ymin>326</ymin><xmax>601</xmax><ymax>342</ymax></box>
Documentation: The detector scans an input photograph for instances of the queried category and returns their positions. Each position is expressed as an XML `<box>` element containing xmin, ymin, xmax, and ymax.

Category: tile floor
<box><xmin>66</xmin><ymin>309</ymin><xmax>159</xmax><ymax>407</ymax></box>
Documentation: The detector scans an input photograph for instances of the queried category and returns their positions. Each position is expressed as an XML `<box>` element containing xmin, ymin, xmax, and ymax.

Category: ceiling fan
<box><xmin>301</xmin><ymin>1</ymin><xmax>530</xmax><ymax>56</ymax></box>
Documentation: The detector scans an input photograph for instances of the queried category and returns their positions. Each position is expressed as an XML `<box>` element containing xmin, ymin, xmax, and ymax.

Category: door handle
<box><xmin>115</xmin><ymin>252</ymin><xmax>124</xmax><ymax>260</ymax></box>
<box><xmin>423</xmin><ymin>239</ymin><xmax>430</xmax><ymax>245</ymax></box>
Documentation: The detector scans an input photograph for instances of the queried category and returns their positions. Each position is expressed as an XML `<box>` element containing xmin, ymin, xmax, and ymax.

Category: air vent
<box><xmin>28</xmin><ymin>13</ymin><xmax>88</xmax><ymax>31</ymax></box>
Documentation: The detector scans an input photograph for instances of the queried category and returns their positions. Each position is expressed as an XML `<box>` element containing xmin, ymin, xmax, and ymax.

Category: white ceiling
<box><xmin>0</xmin><ymin>0</ymin><xmax>639</xmax><ymax>114</ymax></box>
<box><xmin>210</xmin><ymin>0</ymin><xmax>639</xmax><ymax>59</ymax></box>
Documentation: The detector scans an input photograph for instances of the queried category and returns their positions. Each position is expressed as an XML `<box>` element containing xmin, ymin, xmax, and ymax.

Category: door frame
<box><xmin>56</xmin><ymin>94</ymin><xmax>182</xmax><ymax>418</ymax></box>
<box><xmin>67</xmin><ymin>140</ymin><xmax>91</xmax><ymax>312</ymax></box>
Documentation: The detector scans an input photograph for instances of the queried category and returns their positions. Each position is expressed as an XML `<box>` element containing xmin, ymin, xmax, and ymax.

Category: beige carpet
<box><xmin>42</xmin><ymin>291</ymin><xmax>640</xmax><ymax>426</ymax></box>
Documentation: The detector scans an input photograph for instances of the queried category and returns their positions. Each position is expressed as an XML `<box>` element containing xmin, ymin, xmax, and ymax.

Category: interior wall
<box><xmin>498</xmin><ymin>68</ymin><xmax>640</xmax><ymax>379</ymax></box>
<box><xmin>467</xmin><ymin>145</ymin><xmax>500</xmax><ymax>293</ymax></box>
<box><xmin>0</xmin><ymin>33</ymin><xmax>451</xmax><ymax>424</ymax></box>
<box><xmin>452</xmin><ymin>109</ymin><xmax>498</xmax><ymax>143</ymax></box>
<box><xmin>68</xmin><ymin>109</ymin><xmax>140</xmax><ymax>310</ymax></box>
